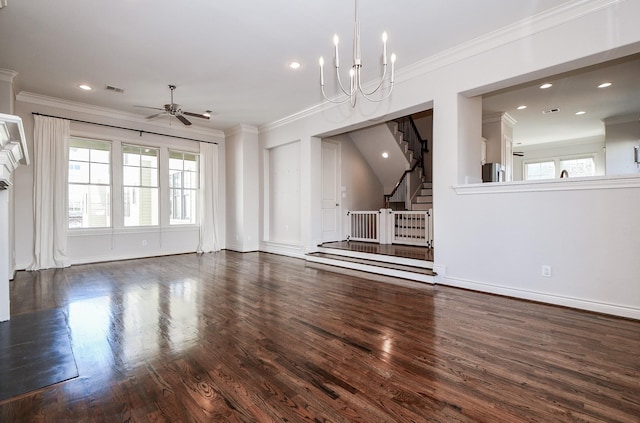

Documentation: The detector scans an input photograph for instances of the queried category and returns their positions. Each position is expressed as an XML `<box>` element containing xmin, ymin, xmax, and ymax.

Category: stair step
<box><xmin>306</xmin><ymin>252</ymin><xmax>435</xmax><ymax>284</ymax></box>
<box><xmin>411</xmin><ymin>203</ymin><xmax>432</xmax><ymax>211</ymax></box>
<box><xmin>416</xmin><ymin>195</ymin><xmax>432</xmax><ymax>203</ymax></box>
<box><xmin>422</xmin><ymin>182</ymin><xmax>433</xmax><ymax>189</ymax></box>
<box><xmin>420</xmin><ymin>188</ymin><xmax>433</xmax><ymax>196</ymax></box>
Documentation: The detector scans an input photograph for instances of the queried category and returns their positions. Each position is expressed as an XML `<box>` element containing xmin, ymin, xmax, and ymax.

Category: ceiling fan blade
<box><xmin>183</xmin><ymin>111</ymin><xmax>211</xmax><ymax>120</ymax></box>
<box><xmin>175</xmin><ymin>114</ymin><xmax>192</xmax><ymax>126</ymax></box>
<box><xmin>146</xmin><ymin>112</ymin><xmax>165</xmax><ymax>120</ymax></box>
<box><xmin>134</xmin><ymin>105</ymin><xmax>165</xmax><ymax>111</ymax></box>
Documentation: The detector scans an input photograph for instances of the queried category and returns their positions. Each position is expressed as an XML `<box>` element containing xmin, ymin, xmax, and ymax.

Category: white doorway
<box><xmin>321</xmin><ymin>140</ymin><xmax>342</xmax><ymax>243</ymax></box>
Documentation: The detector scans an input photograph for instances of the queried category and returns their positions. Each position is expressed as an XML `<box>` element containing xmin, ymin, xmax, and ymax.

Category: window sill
<box><xmin>453</xmin><ymin>174</ymin><xmax>640</xmax><ymax>195</ymax></box>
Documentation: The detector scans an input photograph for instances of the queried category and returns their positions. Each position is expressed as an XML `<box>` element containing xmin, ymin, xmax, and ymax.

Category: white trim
<box><xmin>317</xmin><ymin>246</ymin><xmax>433</xmax><ymax>269</ymax></box>
<box><xmin>438</xmin><ymin>274</ymin><xmax>640</xmax><ymax>320</ymax></box>
<box><xmin>224</xmin><ymin>124</ymin><xmax>259</xmax><ymax>137</ymax></box>
<box><xmin>0</xmin><ymin>69</ymin><xmax>18</xmax><ymax>84</ymax></box>
<box><xmin>259</xmin><ymin>241</ymin><xmax>306</xmax><ymax>259</ymax></box>
<box><xmin>453</xmin><ymin>174</ymin><xmax>640</xmax><ymax>194</ymax></box>
<box><xmin>16</xmin><ymin>91</ymin><xmax>225</xmax><ymax>140</ymax></box>
<box><xmin>68</xmin><ymin>249</ymin><xmax>197</xmax><ymax>267</ymax></box>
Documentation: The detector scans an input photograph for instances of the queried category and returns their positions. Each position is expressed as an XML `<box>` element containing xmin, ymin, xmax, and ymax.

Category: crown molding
<box><xmin>261</xmin><ymin>0</ymin><xmax>622</xmax><ymax>133</ymax></box>
<box><xmin>16</xmin><ymin>91</ymin><xmax>225</xmax><ymax>140</ymax></box>
<box><xmin>604</xmin><ymin>113</ymin><xmax>640</xmax><ymax>126</ymax></box>
<box><xmin>225</xmin><ymin>124</ymin><xmax>259</xmax><ymax>138</ymax></box>
<box><xmin>0</xmin><ymin>69</ymin><xmax>18</xmax><ymax>84</ymax></box>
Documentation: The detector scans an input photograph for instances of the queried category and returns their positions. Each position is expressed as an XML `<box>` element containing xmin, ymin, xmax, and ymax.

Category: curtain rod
<box><xmin>31</xmin><ymin>112</ymin><xmax>218</xmax><ymax>145</ymax></box>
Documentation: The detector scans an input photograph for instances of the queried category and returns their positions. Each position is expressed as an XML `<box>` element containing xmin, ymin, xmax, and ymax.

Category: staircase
<box><xmin>411</xmin><ymin>182</ymin><xmax>432</xmax><ymax>210</ymax></box>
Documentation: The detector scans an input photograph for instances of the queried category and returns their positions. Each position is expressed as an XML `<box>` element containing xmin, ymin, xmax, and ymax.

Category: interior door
<box><xmin>321</xmin><ymin>140</ymin><xmax>341</xmax><ymax>243</ymax></box>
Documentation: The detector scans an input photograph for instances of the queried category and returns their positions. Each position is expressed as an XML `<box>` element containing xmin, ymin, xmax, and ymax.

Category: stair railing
<box><xmin>384</xmin><ymin>116</ymin><xmax>429</xmax><ymax>209</ymax></box>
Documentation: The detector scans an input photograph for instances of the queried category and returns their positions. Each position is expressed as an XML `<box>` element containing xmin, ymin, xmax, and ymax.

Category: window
<box><xmin>524</xmin><ymin>155</ymin><xmax>597</xmax><ymax>181</ymax></box>
<box><xmin>169</xmin><ymin>151</ymin><xmax>199</xmax><ymax>225</ymax></box>
<box><xmin>560</xmin><ymin>157</ymin><xmax>596</xmax><ymax>178</ymax></box>
<box><xmin>68</xmin><ymin>138</ymin><xmax>111</xmax><ymax>228</ymax></box>
<box><xmin>525</xmin><ymin>160</ymin><xmax>555</xmax><ymax>181</ymax></box>
<box><xmin>123</xmin><ymin>145</ymin><xmax>159</xmax><ymax>226</ymax></box>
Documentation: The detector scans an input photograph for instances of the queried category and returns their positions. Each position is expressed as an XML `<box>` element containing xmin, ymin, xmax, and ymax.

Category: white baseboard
<box><xmin>259</xmin><ymin>241</ymin><xmax>306</xmax><ymax>259</ymax></box>
<box><xmin>439</xmin><ymin>275</ymin><xmax>639</xmax><ymax>320</ymax></box>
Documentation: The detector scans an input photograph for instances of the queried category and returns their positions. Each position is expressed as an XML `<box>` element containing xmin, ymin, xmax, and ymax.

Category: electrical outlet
<box><xmin>541</xmin><ymin>265</ymin><xmax>552</xmax><ymax>278</ymax></box>
<box><xmin>142</xmin><ymin>240</ymin><xmax>147</xmax><ymax>247</ymax></box>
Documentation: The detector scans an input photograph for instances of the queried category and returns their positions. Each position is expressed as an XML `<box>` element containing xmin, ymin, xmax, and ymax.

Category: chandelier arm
<box><xmin>321</xmin><ymin>84</ymin><xmax>353</xmax><ymax>104</ymax></box>
<box><xmin>358</xmin><ymin>64</ymin><xmax>389</xmax><ymax>97</ymax></box>
<box><xmin>358</xmin><ymin>81</ymin><xmax>395</xmax><ymax>102</ymax></box>
<box><xmin>335</xmin><ymin>67</ymin><xmax>356</xmax><ymax>97</ymax></box>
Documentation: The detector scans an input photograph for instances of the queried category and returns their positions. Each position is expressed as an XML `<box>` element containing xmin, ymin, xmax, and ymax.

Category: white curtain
<box><xmin>197</xmin><ymin>141</ymin><xmax>220</xmax><ymax>253</ymax></box>
<box><xmin>29</xmin><ymin>115</ymin><xmax>70</xmax><ymax>270</ymax></box>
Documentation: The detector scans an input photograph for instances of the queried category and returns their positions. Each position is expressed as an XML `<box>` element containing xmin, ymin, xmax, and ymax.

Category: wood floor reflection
<box><xmin>2</xmin><ymin>251</ymin><xmax>639</xmax><ymax>422</ymax></box>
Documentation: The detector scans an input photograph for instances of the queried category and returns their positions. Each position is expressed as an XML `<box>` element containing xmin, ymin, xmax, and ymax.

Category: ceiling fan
<box><xmin>135</xmin><ymin>85</ymin><xmax>210</xmax><ymax>126</ymax></box>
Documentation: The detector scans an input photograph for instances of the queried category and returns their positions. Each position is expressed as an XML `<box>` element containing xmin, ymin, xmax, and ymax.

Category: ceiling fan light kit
<box><xmin>136</xmin><ymin>85</ymin><xmax>211</xmax><ymax>126</ymax></box>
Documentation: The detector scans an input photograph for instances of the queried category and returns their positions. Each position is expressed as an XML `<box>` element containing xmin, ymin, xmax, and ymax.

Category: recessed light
<box><xmin>382</xmin><ymin>152</ymin><xmax>389</xmax><ymax>159</ymax></box>
<box><xmin>540</xmin><ymin>83</ymin><xmax>553</xmax><ymax>89</ymax></box>
<box><xmin>78</xmin><ymin>84</ymin><xmax>92</xmax><ymax>91</ymax></box>
<box><xmin>288</xmin><ymin>62</ymin><xmax>301</xmax><ymax>70</ymax></box>
<box><xmin>203</xmin><ymin>110</ymin><xmax>212</xmax><ymax>118</ymax></box>
<box><xmin>598</xmin><ymin>82</ymin><xmax>612</xmax><ymax>88</ymax></box>
<box><xmin>575</xmin><ymin>111</ymin><xmax>586</xmax><ymax>115</ymax></box>
<box><xmin>516</xmin><ymin>105</ymin><xmax>527</xmax><ymax>110</ymax></box>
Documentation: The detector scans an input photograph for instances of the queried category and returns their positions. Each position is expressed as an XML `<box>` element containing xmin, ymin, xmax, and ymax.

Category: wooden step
<box><xmin>420</xmin><ymin>188</ymin><xmax>433</xmax><ymax>196</ymax></box>
<box><xmin>306</xmin><ymin>252</ymin><xmax>435</xmax><ymax>284</ymax></box>
<box><xmin>415</xmin><ymin>195</ymin><xmax>432</xmax><ymax>203</ymax></box>
<box><xmin>316</xmin><ymin>245</ymin><xmax>433</xmax><ymax>268</ymax></box>
<box><xmin>411</xmin><ymin>202</ymin><xmax>432</xmax><ymax>211</ymax></box>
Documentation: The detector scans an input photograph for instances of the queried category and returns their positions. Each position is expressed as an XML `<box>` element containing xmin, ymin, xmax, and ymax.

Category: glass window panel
<box><xmin>141</xmin><ymin>167</ymin><xmax>158</xmax><ymax>187</ymax></box>
<box><xmin>123</xmin><ymin>145</ymin><xmax>141</xmax><ymax>155</ymax></box>
<box><xmin>69</xmin><ymin>161</ymin><xmax>89</xmax><ymax>183</ymax></box>
<box><xmin>560</xmin><ymin>157</ymin><xmax>595</xmax><ymax>178</ymax></box>
<box><xmin>68</xmin><ymin>184</ymin><xmax>111</xmax><ymax>228</ymax></box>
<box><xmin>69</xmin><ymin>147</ymin><xmax>89</xmax><ymax>162</ymax></box>
<box><xmin>124</xmin><ymin>187</ymin><xmax>158</xmax><ymax>226</ymax></box>
<box><xmin>169</xmin><ymin>157</ymin><xmax>183</xmax><ymax>170</ymax></box>
<box><xmin>90</xmin><ymin>163</ymin><xmax>110</xmax><ymax>184</ymax></box>
<box><xmin>123</xmin><ymin>166</ymin><xmax>140</xmax><ymax>186</ymax></box>
<box><xmin>123</xmin><ymin>152</ymin><xmax>140</xmax><ymax>167</ymax></box>
<box><xmin>91</xmin><ymin>148</ymin><xmax>110</xmax><ymax>164</ymax></box>
<box><xmin>525</xmin><ymin>161</ymin><xmax>555</xmax><ymax>180</ymax></box>
<box><xmin>184</xmin><ymin>155</ymin><xmax>198</xmax><ymax>171</ymax></box>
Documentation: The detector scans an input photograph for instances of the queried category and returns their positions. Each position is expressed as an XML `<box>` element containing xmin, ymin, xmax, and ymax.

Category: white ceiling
<box><xmin>0</xmin><ymin>0</ymin><xmax>575</xmax><ymax>131</ymax></box>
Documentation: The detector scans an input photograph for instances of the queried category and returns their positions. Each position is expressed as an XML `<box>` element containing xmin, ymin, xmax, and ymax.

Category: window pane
<box><xmin>184</xmin><ymin>171</ymin><xmax>197</xmax><ymax>189</ymax></box>
<box><xmin>69</xmin><ymin>184</ymin><xmax>111</xmax><ymax>228</ymax></box>
<box><xmin>91</xmin><ymin>148</ymin><xmax>110</xmax><ymax>164</ymax></box>
<box><xmin>169</xmin><ymin>157</ymin><xmax>183</xmax><ymax>170</ymax></box>
<box><xmin>123</xmin><ymin>187</ymin><xmax>158</xmax><ymax>226</ymax></box>
<box><xmin>141</xmin><ymin>148</ymin><xmax>158</xmax><ymax>168</ymax></box>
<box><xmin>525</xmin><ymin>161</ymin><xmax>555</xmax><ymax>180</ymax></box>
<box><xmin>69</xmin><ymin>161</ymin><xmax>89</xmax><ymax>183</ymax></box>
<box><xmin>123</xmin><ymin>152</ymin><xmax>140</xmax><ymax>166</ymax></box>
<box><xmin>184</xmin><ymin>154</ymin><xmax>198</xmax><ymax>171</ymax></box>
<box><xmin>141</xmin><ymin>167</ymin><xmax>158</xmax><ymax>187</ymax></box>
<box><xmin>90</xmin><ymin>163</ymin><xmax>110</xmax><ymax>184</ymax></box>
<box><xmin>560</xmin><ymin>158</ymin><xmax>595</xmax><ymax>178</ymax></box>
<box><xmin>123</xmin><ymin>166</ymin><xmax>140</xmax><ymax>186</ymax></box>
<box><xmin>69</xmin><ymin>147</ymin><xmax>89</xmax><ymax>162</ymax></box>
<box><xmin>169</xmin><ymin>170</ymin><xmax>181</xmax><ymax>188</ymax></box>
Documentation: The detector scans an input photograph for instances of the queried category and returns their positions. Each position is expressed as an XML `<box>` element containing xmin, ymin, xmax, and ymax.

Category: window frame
<box><xmin>168</xmin><ymin>150</ymin><xmax>200</xmax><ymax>225</ymax></box>
<box><xmin>68</xmin><ymin>137</ymin><xmax>112</xmax><ymax>230</ymax></box>
<box><xmin>122</xmin><ymin>143</ymin><xmax>160</xmax><ymax>227</ymax></box>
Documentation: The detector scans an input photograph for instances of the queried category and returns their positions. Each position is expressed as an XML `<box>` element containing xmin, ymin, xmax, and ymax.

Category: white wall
<box><xmin>267</xmin><ymin>141</ymin><xmax>301</xmax><ymax>245</ymax></box>
<box><xmin>13</xmin><ymin>95</ymin><xmax>226</xmax><ymax>268</ymax></box>
<box><xmin>605</xmin><ymin>118</ymin><xmax>640</xmax><ymax>176</ymax></box>
<box><xmin>329</xmin><ymin>134</ymin><xmax>384</xmax><ymax>235</ymax></box>
<box><xmin>258</xmin><ymin>0</ymin><xmax>640</xmax><ymax>319</ymax></box>
<box><xmin>225</xmin><ymin>125</ymin><xmax>259</xmax><ymax>252</ymax></box>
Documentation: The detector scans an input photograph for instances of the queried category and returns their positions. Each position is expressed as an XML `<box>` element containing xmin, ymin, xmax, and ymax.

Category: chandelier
<box><xmin>319</xmin><ymin>0</ymin><xmax>396</xmax><ymax>107</ymax></box>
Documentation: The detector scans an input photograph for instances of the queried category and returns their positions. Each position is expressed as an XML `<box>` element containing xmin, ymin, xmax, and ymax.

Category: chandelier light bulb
<box><xmin>318</xmin><ymin>0</ymin><xmax>396</xmax><ymax>107</ymax></box>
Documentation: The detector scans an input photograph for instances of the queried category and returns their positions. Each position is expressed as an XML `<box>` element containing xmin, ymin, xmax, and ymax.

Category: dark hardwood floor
<box><xmin>1</xmin><ymin>251</ymin><xmax>638</xmax><ymax>422</ymax></box>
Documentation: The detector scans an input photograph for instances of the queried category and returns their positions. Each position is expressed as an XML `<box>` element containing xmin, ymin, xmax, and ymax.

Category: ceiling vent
<box><xmin>105</xmin><ymin>85</ymin><xmax>125</xmax><ymax>94</ymax></box>
<box><xmin>542</xmin><ymin>107</ymin><xmax>560</xmax><ymax>114</ymax></box>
